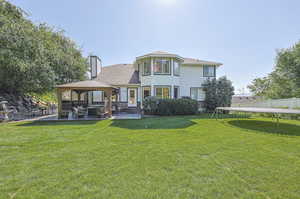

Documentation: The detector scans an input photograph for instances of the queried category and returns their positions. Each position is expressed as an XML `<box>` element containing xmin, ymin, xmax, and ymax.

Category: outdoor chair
<box><xmin>95</xmin><ymin>106</ymin><xmax>106</xmax><ymax>118</ymax></box>
<box><xmin>73</xmin><ymin>106</ymin><xmax>87</xmax><ymax>118</ymax></box>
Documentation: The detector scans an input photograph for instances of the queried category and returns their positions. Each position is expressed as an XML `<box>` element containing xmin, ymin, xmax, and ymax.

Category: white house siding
<box><xmin>179</xmin><ymin>65</ymin><xmax>208</xmax><ymax>98</ymax></box>
<box><xmin>141</xmin><ymin>75</ymin><xmax>180</xmax><ymax>98</ymax></box>
<box><xmin>141</xmin><ymin>75</ymin><xmax>180</xmax><ymax>86</ymax></box>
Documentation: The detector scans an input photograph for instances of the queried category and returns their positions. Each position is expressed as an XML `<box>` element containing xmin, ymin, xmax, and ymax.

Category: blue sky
<box><xmin>10</xmin><ymin>0</ymin><xmax>300</xmax><ymax>93</ymax></box>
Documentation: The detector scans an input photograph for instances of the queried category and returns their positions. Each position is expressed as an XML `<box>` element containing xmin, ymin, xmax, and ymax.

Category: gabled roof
<box><xmin>56</xmin><ymin>80</ymin><xmax>113</xmax><ymax>88</ymax></box>
<box><xmin>136</xmin><ymin>51</ymin><xmax>184</xmax><ymax>61</ymax></box>
<box><xmin>96</xmin><ymin>64</ymin><xmax>140</xmax><ymax>85</ymax></box>
<box><xmin>183</xmin><ymin>58</ymin><xmax>222</xmax><ymax>66</ymax></box>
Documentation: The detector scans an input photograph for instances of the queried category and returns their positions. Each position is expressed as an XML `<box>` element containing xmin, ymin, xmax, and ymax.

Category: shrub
<box><xmin>143</xmin><ymin>97</ymin><xmax>198</xmax><ymax>116</ymax></box>
<box><xmin>181</xmin><ymin>96</ymin><xmax>192</xmax><ymax>99</ymax></box>
<box><xmin>142</xmin><ymin>96</ymin><xmax>160</xmax><ymax>115</ymax></box>
<box><xmin>204</xmin><ymin>76</ymin><xmax>234</xmax><ymax>112</ymax></box>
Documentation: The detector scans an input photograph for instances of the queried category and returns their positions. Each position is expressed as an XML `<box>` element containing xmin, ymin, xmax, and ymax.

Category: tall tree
<box><xmin>248</xmin><ymin>41</ymin><xmax>300</xmax><ymax>99</ymax></box>
<box><xmin>0</xmin><ymin>0</ymin><xmax>88</xmax><ymax>94</ymax></box>
<box><xmin>247</xmin><ymin>77</ymin><xmax>271</xmax><ymax>97</ymax></box>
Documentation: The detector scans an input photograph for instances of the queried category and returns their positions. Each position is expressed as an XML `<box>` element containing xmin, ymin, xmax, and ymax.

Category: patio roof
<box><xmin>56</xmin><ymin>80</ymin><xmax>115</xmax><ymax>118</ymax></box>
<box><xmin>56</xmin><ymin>80</ymin><xmax>116</xmax><ymax>90</ymax></box>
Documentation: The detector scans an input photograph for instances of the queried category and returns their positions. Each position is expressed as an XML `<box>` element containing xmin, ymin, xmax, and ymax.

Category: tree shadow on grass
<box><xmin>16</xmin><ymin>120</ymin><xmax>100</xmax><ymax>127</ymax></box>
<box><xmin>111</xmin><ymin>117</ymin><xmax>197</xmax><ymax>129</ymax></box>
<box><xmin>228</xmin><ymin>120</ymin><xmax>300</xmax><ymax>136</ymax></box>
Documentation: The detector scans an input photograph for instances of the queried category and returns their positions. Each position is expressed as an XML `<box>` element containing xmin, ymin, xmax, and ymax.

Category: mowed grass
<box><xmin>1</xmin><ymin>115</ymin><xmax>300</xmax><ymax>199</ymax></box>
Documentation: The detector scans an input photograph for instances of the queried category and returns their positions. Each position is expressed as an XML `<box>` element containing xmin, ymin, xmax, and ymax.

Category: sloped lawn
<box><xmin>1</xmin><ymin>115</ymin><xmax>300</xmax><ymax>198</ymax></box>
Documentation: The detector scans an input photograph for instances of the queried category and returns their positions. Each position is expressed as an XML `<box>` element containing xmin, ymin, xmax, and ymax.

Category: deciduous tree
<box><xmin>0</xmin><ymin>0</ymin><xmax>88</xmax><ymax>94</ymax></box>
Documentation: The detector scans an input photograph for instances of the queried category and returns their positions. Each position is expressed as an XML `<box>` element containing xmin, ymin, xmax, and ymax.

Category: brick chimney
<box><xmin>89</xmin><ymin>56</ymin><xmax>102</xmax><ymax>79</ymax></box>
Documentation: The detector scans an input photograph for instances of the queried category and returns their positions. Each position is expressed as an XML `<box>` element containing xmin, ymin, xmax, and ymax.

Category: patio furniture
<box><xmin>31</xmin><ymin>108</ymin><xmax>41</xmax><ymax>117</ymax></box>
<box><xmin>73</xmin><ymin>106</ymin><xmax>87</xmax><ymax>118</ymax></box>
<box><xmin>95</xmin><ymin>106</ymin><xmax>106</xmax><ymax>118</ymax></box>
<box><xmin>112</xmin><ymin>103</ymin><xmax>119</xmax><ymax>113</ymax></box>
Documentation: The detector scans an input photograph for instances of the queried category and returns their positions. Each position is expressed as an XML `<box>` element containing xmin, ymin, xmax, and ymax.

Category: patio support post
<box><xmin>105</xmin><ymin>89</ymin><xmax>112</xmax><ymax>117</ymax></box>
<box><xmin>77</xmin><ymin>91</ymin><xmax>80</xmax><ymax>104</ymax></box>
<box><xmin>70</xmin><ymin>90</ymin><xmax>73</xmax><ymax>106</ymax></box>
<box><xmin>57</xmin><ymin>88</ymin><xmax>62</xmax><ymax>119</ymax></box>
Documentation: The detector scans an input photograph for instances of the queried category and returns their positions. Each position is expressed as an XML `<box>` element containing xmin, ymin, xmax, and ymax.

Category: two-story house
<box><xmin>92</xmin><ymin>51</ymin><xmax>221</xmax><ymax>109</ymax></box>
<box><xmin>57</xmin><ymin>51</ymin><xmax>222</xmax><ymax>117</ymax></box>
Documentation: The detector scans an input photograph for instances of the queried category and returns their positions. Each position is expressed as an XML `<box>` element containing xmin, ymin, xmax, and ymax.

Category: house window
<box><xmin>142</xmin><ymin>87</ymin><xmax>151</xmax><ymax>99</ymax></box>
<box><xmin>173</xmin><ymin>61</ymin><xmax>180</xmax><ymax>76</ymax></box>
<box><xmin>203</xmin><ymin>65</ymin><xmax>216</xmax><ymax>77</ymax></box>
<box><xmin>92</xmin><ymin>91</ymin><xmax>103</xmax><ymax>102</ymax></box>
<box><xmin>190</xmin><ymin>88</ymin><xmax>206</xmax><ymax>101</ymax></box>
<box><xmin>174</xmin><ymin>86</ymin><xmax>179</xmax><ymax>99</ymax></box>
<box><xmin>142</xmin><ymin>60</ymin><xmax>151</xmax><ymax>76</ymax></box>
<box><xmin>154</xmin><ymin>59</ymin><xmax>170</xmax><ymax>74</ymax></box>
<box><xmin>155</xmin><ymin>86</ymin><xmax>170</xmax><ymax>99</ymax></box>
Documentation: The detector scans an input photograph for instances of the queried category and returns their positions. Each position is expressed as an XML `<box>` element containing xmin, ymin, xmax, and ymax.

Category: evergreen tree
<box><xmin>204</xmin><ymin>76</ymin><xmax>234</xmax><ymax>112</ymax></box>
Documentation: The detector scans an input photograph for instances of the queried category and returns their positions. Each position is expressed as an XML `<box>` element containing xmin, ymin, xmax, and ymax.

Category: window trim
<box><xmin>190</xmin><ymin>87</ymin><xmax>205</xmax><ymax>101</ymax></box>
<box><xmin>153</xmin><ymin>58</ymin><xmax>171</xmax><ymax>75</ymax></box>
<box><xmin>203</xmin><ymin>65</ymin><xmax>216</xmax><ymax>77</ymax></box>
<box><xmin>154</xmin><ymin>85</ymin><xmax>171</xmax><ymax>99</ymax></box>
<box><xmin>142</xmin><ymin>86</ymin><xmax>151</xmax><ymax>99</ymax></box>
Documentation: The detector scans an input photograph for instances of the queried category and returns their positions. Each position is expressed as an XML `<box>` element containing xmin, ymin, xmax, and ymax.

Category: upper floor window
<box><xmin>142</xmin><ymin>60</ymin><xmax>151</xmax><ymax>76</ymax></box>
<box><xmin>173</xmin><ymin>61</ymin><xmax>180</xmax><ymax>76</ymax></box>
<box><xmin>203</xmin><ymin>65</ymin><xmax>216</xmax><ymax>77</ymax></box>
<box><xmin>154</xmin><ymin>59</ymin><xmax>170</xmax><ymax>75</ymax></box>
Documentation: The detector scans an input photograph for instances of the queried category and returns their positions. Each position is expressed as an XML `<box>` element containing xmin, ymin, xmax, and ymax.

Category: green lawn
<box><xmin>1</xmin><ymin>115</ymin><xmax>300</xmax><ymax>199</ymax></box>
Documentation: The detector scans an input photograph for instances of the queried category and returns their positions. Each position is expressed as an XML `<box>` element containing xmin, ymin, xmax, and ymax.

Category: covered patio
<box><xmin>56</xmin><ymin>80</ymin><xmax>116</xmax><ymax>119</ymax></box>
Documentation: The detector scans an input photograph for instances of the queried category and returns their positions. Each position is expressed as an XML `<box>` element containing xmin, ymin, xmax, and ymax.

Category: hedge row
<box><xmin>143</xmin><ymin>97</ymin><xmax>198</xmax><ymax>116</ymax></box>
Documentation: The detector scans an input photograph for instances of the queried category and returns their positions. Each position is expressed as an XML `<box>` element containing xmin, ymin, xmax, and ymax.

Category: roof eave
<box><xmin>182</xmin><ymin>63</ymin><xmax>223</xmax><ymax>67</ymax></box>
<box><xmin>55</xmin><ymin>80</ymin><xmax>116</xmax><ymax>89</ymax></box>
<box><xmin>136</xmin><ymin>54</ymin><xmax>184</xmax><ymax>61</ymax></box>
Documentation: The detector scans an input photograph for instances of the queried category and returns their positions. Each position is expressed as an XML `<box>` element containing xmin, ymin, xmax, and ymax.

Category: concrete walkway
<box><xmin>111</xmin><ymin>113</ymin><xmax>141</xmax><ymax>120</ymax></box>
<box><xmin>3</xmin><ymin>113</ymin><xmax>141</xmax><ymax>124</ymax></box>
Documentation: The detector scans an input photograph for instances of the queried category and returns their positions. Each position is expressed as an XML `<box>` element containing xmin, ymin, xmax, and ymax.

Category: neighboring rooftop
<box><xmin>96</xmin><ymin>64</ymin><xmax>140</xmax><ymax>85</ymax></box>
